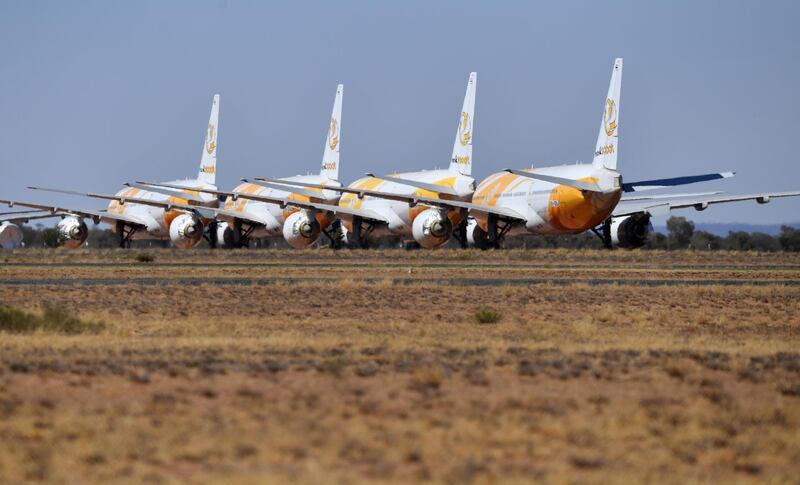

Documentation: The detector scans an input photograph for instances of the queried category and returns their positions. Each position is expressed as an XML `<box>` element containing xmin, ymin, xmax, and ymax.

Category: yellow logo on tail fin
<box><xmin>603</xmin><ymin>98</ymin><xmax>617</xmax><ymax>137</ymax></box>
<box><xmin>328</xmin><ymin>117</ymin><xmax>339</xmax><ymax>150</ymax></box>
<box><xmin>458</xmin><ymin>111</ymin><xmax>472</xmax><ymax>146</ymax></box>
<box><xmin>206</xmin><ymin>124</ymin><xmax>216</xmax><ymax>154</ymax></box>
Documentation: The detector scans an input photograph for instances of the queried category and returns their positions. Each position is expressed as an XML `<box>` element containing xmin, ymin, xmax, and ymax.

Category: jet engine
<box><xmin>215</xmin><ymin>221</ymin><xmax>234</xmax><ymax>248</ymax></box>
<box><xmin>0</xmin><ymin>222</ymin><xmax>23</xmax><ymax>249</ymax></box>
<box><xmin>465</xmin><ymin>217</ymin><xmax>493</xmax><ymax>250</ymax></box>
<box><xmin>169</xmin><ymin>213</ymin><xmax>204</xmax><ymax>249</ymax></box>
<box><xmin>411</xmin><ymin>208</ymin><xmax>453</xmax><ymax>249</ymax></box>
<box><xmin>57</xmin><ymin>217</ymin><xmax>88</xmax><ymax>248</ymax></box>
<box><xmin>282</xmin><ymin>211</ymin><xmax>321</xmax><ymax>249</ymax></box>
<box><xmin>610</xmin><ymin>214</ymin><xmax>653</xmax><ymax>249</ymax></box>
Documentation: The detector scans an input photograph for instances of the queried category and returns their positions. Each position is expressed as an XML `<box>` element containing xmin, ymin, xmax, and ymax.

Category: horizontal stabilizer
<box><xmin>623</xmin><ymin>172</ymin><xmax>734</xmax><ymax>192</ymax></box>
<box><xmin>504</xmin><ymin>169</ymin><xmax>604</xmax><ymax>192</ymax></box>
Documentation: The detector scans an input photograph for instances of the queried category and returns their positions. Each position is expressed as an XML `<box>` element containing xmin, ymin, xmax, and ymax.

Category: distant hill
<box><xmin>654</xmin><ymin>222</ymin><xmax>800</xmax><ymax>236</ymax></box>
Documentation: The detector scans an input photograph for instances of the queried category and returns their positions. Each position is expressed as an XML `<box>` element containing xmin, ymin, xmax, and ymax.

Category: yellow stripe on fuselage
<box><xmin>408</xmin><ymin>176</ymin><xmax>459</xmax><ymax>222</ymax></box>
<box><xmin>472</xmin><ymin>172</ymin><xmax>521</xmax><ymax>207</ymax></box>
<box><xmin>339</xmin><ymin>177</ymin><xmax>385</xmax><ymax>209</ymax></box>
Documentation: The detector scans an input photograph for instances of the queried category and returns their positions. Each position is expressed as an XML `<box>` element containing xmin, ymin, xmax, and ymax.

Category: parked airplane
<box><xmin>0</xmin><ymin>95</ymin><xmax>223</xmax><ymax>248</ymax></box>
<box><xmin>282</xmin><ymin>59</ymin><xmax>799</xmax><ymax>249</ymax></box>
<box><xmin>139</xmin><ymin>84</ymin><xmax>345</xmax><ymax>249</ymax></box>
<box><xmin>270</xmin><ymin>72</ymin><xmax>478</xmax><ymax>249</ymax></box>
<box><xmin>459</xmin><ymin>58</ymin><xmax>800</xmax><ymax>248</ymax></box>
<box><xmin>0</xmin><ymin>210</ymin><xmax>62</xmax><ymax>249</ymax></box>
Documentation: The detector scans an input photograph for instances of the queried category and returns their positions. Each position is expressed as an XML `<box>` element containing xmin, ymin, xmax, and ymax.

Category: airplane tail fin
<box><xmin>320</xmin><ymin>84</ymin><xmax>343</xmax><ymax>181</ymax></box>
<box><xmin>592</xmin><ymin>58</ymin><xmax>622</xmax><ymax>171</ymax></box>
<box><xmin>449</xmin><ymin>72</ymin><xmax>477</xmax><ymax>175</ymax></box>
<box><xmin>198</xmin><ymin>94</ymin><xmax>220</xmax><ymax>186</ymax></box>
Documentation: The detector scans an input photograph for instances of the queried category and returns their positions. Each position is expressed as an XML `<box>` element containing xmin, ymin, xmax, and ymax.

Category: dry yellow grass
<box><xmin>0</xmin><ymin>249</ymin><xmax>798</xmax><ymax>483</ymax></box>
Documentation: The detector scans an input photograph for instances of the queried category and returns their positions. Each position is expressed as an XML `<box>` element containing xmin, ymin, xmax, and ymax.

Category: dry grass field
<box><xmin>1</xmin><ymin>248</ymin><xmax>799</xmax><ymax>483</ymax></box>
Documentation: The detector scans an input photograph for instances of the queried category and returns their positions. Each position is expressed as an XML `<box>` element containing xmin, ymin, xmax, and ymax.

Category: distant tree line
<box><xmin>13</xmin><ymin>217</ymin><xmax>800</xmax><ymax>251</ymax></box>
<box><xmin>502</xmin><ymin>217</ymin><xmax>800</xmax><ymax>251</ymax></box>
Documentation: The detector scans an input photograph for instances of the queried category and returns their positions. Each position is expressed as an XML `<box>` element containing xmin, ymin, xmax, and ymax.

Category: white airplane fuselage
<box><xmin>105</xmin><ymin>179</ymin><xmax>219</xmax><ymax>239</ymax></box>
<box><xmin>340</xmin><ymin>169</ymin><xmax>475</xmax><ymax>236</ymax></box>
<box><xmin>472</xmin><ymin>164</ymin><xmax>622</xmax><ymax>236</ymax></box>
<box><xmin>221</xmin><ymin>174</ymin><xmax>342</xmax><ymax>238</ymax></box>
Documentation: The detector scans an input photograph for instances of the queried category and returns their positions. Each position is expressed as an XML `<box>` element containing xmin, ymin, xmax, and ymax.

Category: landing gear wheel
<box><xmin>350</xmin><ymin>216</ymin><xmax>374</xmax><ymax>249</ymax></box>
<box><xmin>205</xmin><ymin>221</ymin><xmax>219</xmax><ymax>249</ymax></box>
<box><xmin>453</xmin><ymin>218</ymin><xmax>469</xmax><ymax>249</ymax></box>
<box><xmin>590</xmin><ymin>218</ymin><xmax>613</xmax><ymax>249</ymax></box>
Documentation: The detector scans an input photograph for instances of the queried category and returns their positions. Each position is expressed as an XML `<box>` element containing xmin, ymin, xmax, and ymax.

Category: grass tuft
<box><xmin>0</xmin><ymin>304</ymin><xmax>105</xmax><ymax>334</ymax></box>
<box><xmin>135</xmin><ymin>252</ymin><xmax>155</xmax><ymax>263</ymax></box>
<box><xmin>474</xmin><ymin>309</ymin><xmax>502</xmax><ymax>324</ymax></box>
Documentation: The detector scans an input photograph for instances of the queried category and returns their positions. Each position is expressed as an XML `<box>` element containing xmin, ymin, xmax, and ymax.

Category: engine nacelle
<box><xmin>57</xmin><ymin>217</ymin><xmax>88</xmax><ymax>248</ymax></box>
<box><xmin>411</xmin><ymin>208</ymin><xmax>453</xmax><ymax>249</ymax></box>
<box><xmin>0</xmin><ymin>222</ymin><xmax>23</xmax><ymax>249</ymax></box>
<box><xmin>465</xmin><ymin>217</ymin><xmax>493</xmax><ymax>249</ymax></box>
<box><xmin>215</xmin><ymin>221</ymin><xmax>233</xmax><ymax>247</ymax></box>
<box><xmin>610</xmin><ymin>214</ymin><xmax>653</xmax><ymax>249</ymax></box>
<box><xmin>169</xmin><ymin>214</ymin><xmax>204</xmax><ymax>249</ymax></box>
<box><xmin>282</xmin><ymin>211</ymin><xmax>321</xmax><ymax>249</ymax></box>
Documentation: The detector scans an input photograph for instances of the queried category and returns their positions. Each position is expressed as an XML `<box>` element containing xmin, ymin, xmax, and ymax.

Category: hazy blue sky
<box><xmin>1</xmin><ymin>0</ymin><xmax>799</xmax><ymax>224</ymax></box>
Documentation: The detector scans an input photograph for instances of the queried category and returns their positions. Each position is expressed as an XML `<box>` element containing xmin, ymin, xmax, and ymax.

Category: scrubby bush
<box><xmin>474</xmin><ymin>309</ymin><xmax>502</xmax><ymax>324</ymax></box>
<box><xmin>135</xmin><ymin>252</ymin><xmax>155</xmax><ymax>263</ymax></box>
<box><xmin>0</xmin><ymin>304</ymin><xmax>105</xmax><ymax>334</ymax></box>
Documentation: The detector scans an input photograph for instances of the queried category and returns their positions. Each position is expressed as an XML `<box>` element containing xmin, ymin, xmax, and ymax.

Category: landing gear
<box><xmin>590</xmin><ymin>218</ymin><xmax>613</xmax><ymax>249</ymax></box>
<box><xmin>205</xmin><ymin>221</ymin><xmax>219</xmax><ymax>249</ymax></box>
<box><xmin>322</xmin><ymin>220</ymin><xmax>344</xmax><ymax>249</ymax></box>
<box><xmin>350</xmin><ymin>216</ymin><xmax>375</xmax><ymax>249</ymax></box>
<box><xmin>452</xmin><ymin>218</ymin><xmax>469</xmax><ymax>249</ymax></box>
<box><xmin>228</xmin><ymin>219</ymin><xmax>254</xmax><ymax>249</ymax></box>
<box><xmin>483</xmin><ymin>214</ymin><xmax>511</xmax><ymax>250</ymax></box>
<box><xmin>116</xmin><ymin>221</ymin><xmax>137</xmax><ymax>248</ymax></box>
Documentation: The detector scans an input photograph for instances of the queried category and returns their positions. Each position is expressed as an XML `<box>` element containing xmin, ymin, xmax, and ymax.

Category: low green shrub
<box><xmin>135</xmin><ymin>252</ymin><xmax>155</xmax><ymax>263</ymax></box>
<box><xmin>474</xmin><ymin>309</ymin><xmax>502</xmax><ymax>324</ymax></box>
<box><xmin>0</xmin><ymin>304</ymin><xmax>105</xmax><ymax>334</ymax></box>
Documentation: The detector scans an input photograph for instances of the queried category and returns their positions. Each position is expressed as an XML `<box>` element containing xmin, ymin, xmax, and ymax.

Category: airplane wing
<box><xmin>211</xmin><ymin>207</ymin><xmax>274</xmax><ymax>226</ymax></box>
<box><xmin>0</xmin><ymin>198</ymin><xmax>149</xmax><ymax>227</ymax></box>
<box><xmin>123</xmin><ymin>182</ymin><xmax>208</xmax><ymax>203</ymax></box>
<box><xmin>622</xmin><ymin>171</ymin><xmax>734</xmax><ymax>192</ymax></box>
<box><xmin>246</xmin><ymin>179</ymin><xmax>329</xmax><ymax>199</ymax></box>
<box><xmin>0</xmin><ymin>212</ymin><xmax>62</xmax><ymax>224</ymax></box>
<box><xmin>260</xmin><ymin>178</ymin><xmax>527</xmax><ymax>222</ymax></box>
<box><xmin>613</xmin><ymin>191</ymin><xmax>800</xmax><ymax>218</ymax></box>
<box><xmin>362</xmin><ymin>173</ymin><xmax>460</xmax><ymax>196</ymax></box>
<box><xmin>619</xmin><ymin>191</ymin><xmax>723</xmax><ymax>202</ymax></box>
<box><xmin>138</xmin><ymin>181</ymin><xmax>391</xmax><ymax>224</ymax></box>
<box><xmin>27</xmin><ymin>186</ymin><xmax>217</xmax><ymax>219</ymax></box>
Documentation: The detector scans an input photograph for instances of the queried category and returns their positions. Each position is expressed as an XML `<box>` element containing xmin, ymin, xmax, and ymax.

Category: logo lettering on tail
<box><xmin>458</xmin><ymin>111</ymin><xmax>472</xmax><ymax>146</ymax></box>
<box><xmin>328</xmin><ymin>117</ymin><xmax>339</xmax><ymax>150</ymax></box>
<box><xmin>594</xmin><ymin>144</ymin><xmax>615</xmax><ymax>156</ymax></box>
<box><xmin>603</xmin><ymin>98</ymin><xmax>617</xmax><ymax>137</ymax></box>
<box><xmin>200</xmin><ymin>165</ymin><xmax>216</xmax><ymax>174</ymax></box>
<box><xmin>206</xmin><ymin>124</ymin><xmax>217</xmax><ymax>154</ymax></box>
